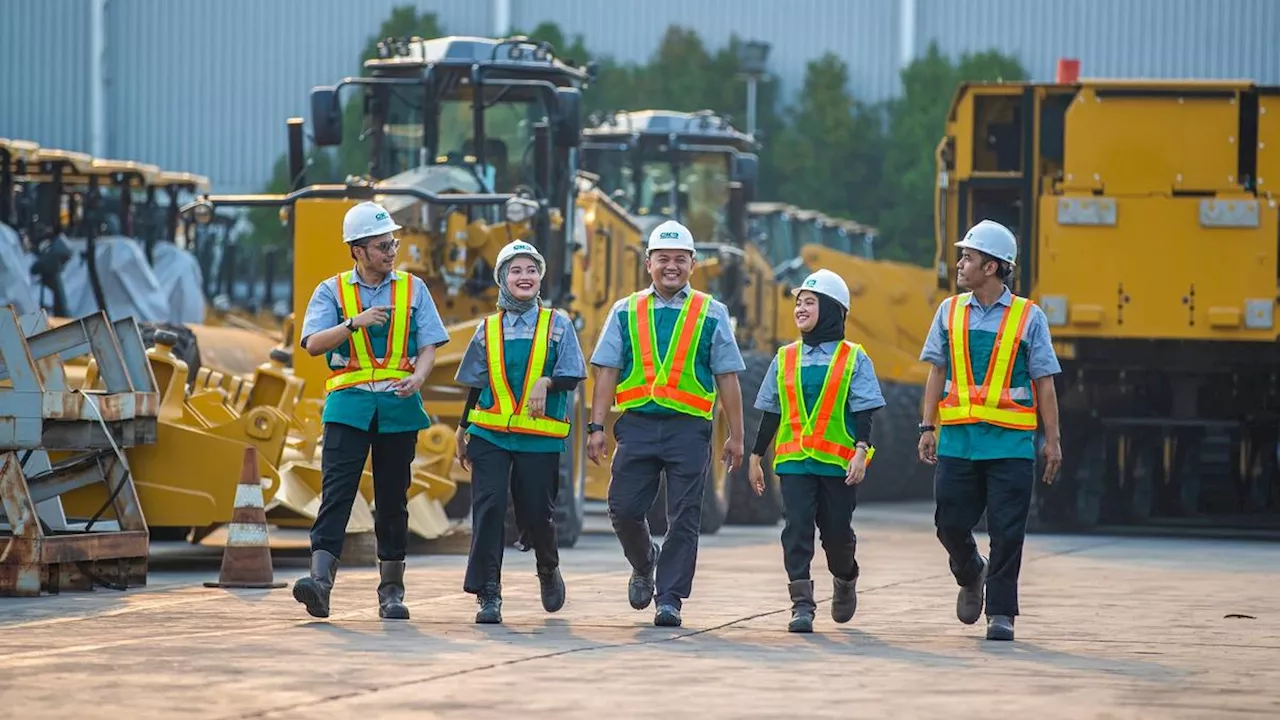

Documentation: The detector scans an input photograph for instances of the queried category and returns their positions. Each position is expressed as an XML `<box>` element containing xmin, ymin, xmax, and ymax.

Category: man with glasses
<box><xmin>291</xmin><ymin>201</ymin><xmax>450</xmax><ymax>621</ymax></box>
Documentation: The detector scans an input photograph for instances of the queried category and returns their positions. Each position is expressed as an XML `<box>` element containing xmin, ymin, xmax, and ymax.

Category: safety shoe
<box><xmin>654</xmin><ymin>603</ymin><xmax>682</xmax><ymax>627</ymax></box>
<box><xmin>787</xmin><ymin>579</ymin><xmax>816</xmax><ymax>633</ymax></box>
<box><xmin>986</xmin><ymin>614</ymin><xmax>1015</xmax><ymax>641</ymax></box>
<box><xmin>628</xmin><ymin>541</ymin><xmax>659</xmax><ymax>610</ymax></box>
<box><xmin>831</xmin><ymin>575</ymin><xmax>858</xmax><ymax>624</ymax></box>
<box><xmin>376</xmin><ymin>560</ymin><xmax>410</xmax><ymax>620</ymax></box>
<box><xmin>475</xmin><ymin>584</ymin><xmax>503</xmax><ymax>624</ymax></box>
<box><xmin>538</xmin><ymin>567</ymin><xmax>566</xmax><ymax>613</ymax></box>
<box><xmin>292</xmin><ymin>549</ymin><xmax>339</xmax><ymax>619</ymax></box>
<box><xmin>957</xmin><ymin>555</ymin><xmax>988</xmax><ymax>625</ymax></box>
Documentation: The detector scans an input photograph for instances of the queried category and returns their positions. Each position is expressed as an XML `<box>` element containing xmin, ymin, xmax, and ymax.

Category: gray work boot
<box><xmin>986</xmin><ymin>614</ymin><xmax>1015</xmax><ymax>641</ymax></box>
<box><xmin>654</xmin><ymin>603</ymin><xmax>682</xmax><ymax>627</ymax></box>
<box><xmin>475</xmin><ymin>583</ymin><xmax>503</xmax><ymax>624</ymax></box>
<box><xmin>376</xmin><ymin>560</ymin><xmax>410</xmax><ymax>620</ymax></box>
<box><xmin>538</xmin><ymin>567</ymin><xmax>566</xmax><ymax>613</ymax></box>
<box><xmin>831</xmin><ymin>575</ymin><xmax>858</xmax><ymax>624</ymax></box>
<box><xmin>292</xmin><ymin>549</ymin><xmax>339</xmax><ymax>619</ymax></box>
<box><xmin>787</xmin><ymin>580</ymin><xmax>816</xmax><ymax>633</ymax></box>
<box><xmin>957</xmin><ymin>555</ymin><xmax>988</xmax><ymax>625</ymax></box>
<box><xmin>628</xmin><ymin>541</ymin><xmax>659</xmax><ymax>610</ymax></box>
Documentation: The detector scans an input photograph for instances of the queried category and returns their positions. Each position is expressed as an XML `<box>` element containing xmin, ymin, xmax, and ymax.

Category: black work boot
<box><xmin>957</xmin><ymin>555</ymin><xmax>988</xmax><ymax>625</ymax></box>
<box><xmin>377</xmin><ymin>560</ymin><xmax>410</xmax><ymax>620</ymax></box>
<box><xmin>292</xmin><ymin>549</ymin><xmax>339</xmax><ymax>619</ymax></box>
<box><xmin>628</xmin><ymin>541</ymin><xmax>659</xmax><ymax>610</ymax></box>
<box><xmin>831</xmin><ymin>575</ymin><xmax>858</xmax><ymax>624</ymax></box>
<box><xmin>986</xmin><ymin>614</ymin><xmax>1015</xmax><ymax>641</ymax></box>
<box><xmin>787</xmin><ymin>580</ymin><xmax>816</xmax><ymax>633</ymax></box>
<box><xmin>475</xmin><ymin>583</ymin><xmax>503</xmax><ymax>624</ymax></box>
<box><xmin>538</xmin><ymin>567</ymin><xmax>566</xmax><ymax>613</ymax></box>
<box><xmin>654</xmin><ymin>603</ymin><xmax>682</xmax><ymax>627</ymax></box>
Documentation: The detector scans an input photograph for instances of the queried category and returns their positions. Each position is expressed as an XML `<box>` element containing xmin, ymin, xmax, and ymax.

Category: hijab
<box><xmin>801</xmin><ymin>292</ymin><xmax>847</xmax><ymax>347</ymax></box>
<box><xmin>496</xmin><ymin>254</ymin><xmax>542</xmax><ymax>315</ymax></box>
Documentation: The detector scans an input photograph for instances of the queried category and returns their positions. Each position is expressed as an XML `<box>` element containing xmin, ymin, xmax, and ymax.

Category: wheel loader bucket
<box><xmin>267</xmin><ymin>459</ymin><xmax>374</xmax><ymax>533</ymax></box>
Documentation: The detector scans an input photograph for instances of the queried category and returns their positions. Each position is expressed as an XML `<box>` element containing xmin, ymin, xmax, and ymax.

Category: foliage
<box><xmin>245</xmin><ymin>9</ymin><xmax>1027</xmax><ymax>267</ymax></box>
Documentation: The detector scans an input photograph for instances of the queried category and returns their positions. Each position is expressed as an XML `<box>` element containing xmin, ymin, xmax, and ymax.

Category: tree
<box><xmin>768</xmin><ymin>53</ymin><xmax>885</xmax><ymax>227</ymax></box>
<box><xmin>878</xmin><ymin>41</ymin><xmax>1026</xmax><ymax>264</ymax></box>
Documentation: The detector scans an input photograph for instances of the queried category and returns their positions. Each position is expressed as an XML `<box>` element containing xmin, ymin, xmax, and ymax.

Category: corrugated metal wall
<box><xmin>2</xmin><ymin>0</ymin><xmax>93</xmax><ymax>152</ymax></box>
<box><xmin>4</xmin><ymin>0</ymin><xmax>1278</xmax><ymax>194</ymax></box>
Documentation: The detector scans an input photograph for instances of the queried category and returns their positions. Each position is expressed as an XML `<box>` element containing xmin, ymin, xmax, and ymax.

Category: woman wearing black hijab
<box><xmin>747</xmin><ymin>269</ymin><xmax>887</xmax><ymax>633</ymax></box>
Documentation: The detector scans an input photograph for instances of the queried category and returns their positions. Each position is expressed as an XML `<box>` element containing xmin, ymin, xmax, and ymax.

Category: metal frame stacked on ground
<box><xmin>0</xmin><ymin>306</ymin><xmax>158</xmax><ymax>596</ymax></box>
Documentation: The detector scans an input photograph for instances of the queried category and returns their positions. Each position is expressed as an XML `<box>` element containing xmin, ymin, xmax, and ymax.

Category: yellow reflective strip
<box><xmin>484</xmin><ymin>313</ymin><xmax>516</xmax><ymax>416</ymax></box>
<box><xmin>982</xmin><ymin>297</ymin><xmax>1028</xmax><ymax>410</ymax></box>
<box><xmin>949</xmin><ymin>294</ymin><xmax>971</xmax><ymax>409</ymax></box>
<box><xmin>339</xmin><ymin>274</ymin><xmax>374</xmax><ymax>369</ymax></box>
<box><xmin>971</xmin><ymin>405</ymin><xmax>1038</xmax><ymax>428</ymax></box>
<box><xmin>520</xmin><ymin>308</ymin><xmax>553</xmax><ymax>409</ymax></box>
<box><xmin>385</xmin><ymin>272</ymin><xmax>410</xmax><ymax>369</ymax></box>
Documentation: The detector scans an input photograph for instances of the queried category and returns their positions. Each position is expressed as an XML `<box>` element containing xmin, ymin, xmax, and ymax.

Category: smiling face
<box><xmin>645</xmin><ymin>249</ymin><xmax>695</xmax><ymax>293</ymax></box>
<box><xmin>504</xmin><ymin>256</ymin><xmax>542</xmax><ymax>300</ymax></box>
<box><xmin>352</xmin><ymin>232</ymin><xmax>398</xmax><ymax>274</ymax></box>
<box><xmin>794</xmin><ymin>290</ymin><xmax>820</xmax><ymax>332</ymax></box>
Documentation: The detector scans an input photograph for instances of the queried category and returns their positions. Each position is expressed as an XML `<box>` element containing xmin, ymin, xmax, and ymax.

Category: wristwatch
<box><xmin>344</xmin><ymin>317</ymin><xmax>356</xmax><ymax>331</ymax></box>
<box><xmin>918</xmin><ymin>423</ymin><xmax>936</xmax><ymax>434</ymax></box>
<box><xmin>587</xmin><ymin>422</ymin><xmax>605</xmax><ymax>434</ymax></box>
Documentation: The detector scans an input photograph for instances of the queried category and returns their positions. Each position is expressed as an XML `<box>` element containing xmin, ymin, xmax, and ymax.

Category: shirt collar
<box><xmin>803</xmin><ymin>341</ymin><xmax>840</xmax><ymax>354</ymax></box>
<box><xmin>645</xmin><ymin>283</ymin><xmax>692</xmax><ymax>302</ymax></box>
<box><xmin>964</xmin><ymin>286</ymin><xmax>1012</xmax><ymax>310</ymax></box>
<box><xmin>346</xmin><ymin>266</ymin><xmax>394</xmax><ymax>291</ymax></box>
<box><xmin>503</xmin><ymin>305</ymin><xmax>541</xmax><ymax>326</ymax></box>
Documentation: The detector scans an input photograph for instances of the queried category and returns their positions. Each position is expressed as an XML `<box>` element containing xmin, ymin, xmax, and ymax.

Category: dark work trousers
<box><xmin>779</xmin><ymin>473</ymin><xmax>859</xmax><ymax>583</ymax></box>
<box><xmin>934</xmin><ymin>456</ymin><xmax>1035</xmax><ymax>617</ymax></box>
<box><xmin>310</xmin><ymin>413</ymin><xmax>417</xmax><ymax>562</ymax></box>
<box><xmin>607</xmin><ymin>411</ymin><xmax>712</xmax><ymax>610</ymax></box>
<box><xmin>463</xmin><ymin>434</ymin><xmax>560</xmax><ymax>594</ymax></box>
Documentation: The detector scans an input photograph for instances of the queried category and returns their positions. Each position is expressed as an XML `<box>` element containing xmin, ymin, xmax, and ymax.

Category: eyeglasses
<box><xmin>358</xmin><ymin>238</ymin><xmax>399</xmax><ymax>254</ymax></box>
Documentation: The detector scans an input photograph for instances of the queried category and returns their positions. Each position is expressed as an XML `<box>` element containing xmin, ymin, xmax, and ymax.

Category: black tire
<box><xmin>726</xmin><ymin>350</ymin><xmax>783</xmax><ymax>525</ymax></box>
<box><xmin>137</xmin><ymin>321</ymin><xmax>202</xmax><ymax>386</ymax></box>
<box><xmin>857</xmin><ymin>381</ymin><xmax>937</xmax><ymax>503</ymax></box>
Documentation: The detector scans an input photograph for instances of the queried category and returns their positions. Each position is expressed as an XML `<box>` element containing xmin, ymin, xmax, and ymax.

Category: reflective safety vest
<box><xmin>325</xmin><ymin>270</ymin><xmax>414</xmax><ymax>394</ymax></box>
<box><xmin>773</xmin><ymin>340</ymin><xmax>875</xmax><ymax>472</ymax></box>
<box><xmin>938</xmin><ymin>292</ymin><xmax>1038</xmax><ymax>430</ymax></box>
<box><xmin>614</xmin><ymin>290</ymin><xmax>716</xmax><ymax>419</ymax></box>
<box><xmin>467</xmin><ymin>308</ymin><xmax>571</xmax><ymax>438</ymax></box>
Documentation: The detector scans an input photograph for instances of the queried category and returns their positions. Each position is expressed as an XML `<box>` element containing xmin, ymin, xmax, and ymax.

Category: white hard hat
<box><xmin>646</xmin><ymin>220</ymin><xmax>696</xmax><ymax>254</ymax></box>
<box><xmin>493</xmin><ymin>239</ymin><xmax>546</xmax><ymax>284</ymax></box>
<box><xmin>342</xmin><ymin>201</ymin><xmax>402</xmax><ymax>244</ymax></box>
<box><xmin>954</xmin><ymin>219</ymin><xmax>1017</xmax><ymax>266</ymax></box>
<box><xmin>792</xmin><ymin>268</ymin><xmax>850</xmax><ymax>310</ymax></box>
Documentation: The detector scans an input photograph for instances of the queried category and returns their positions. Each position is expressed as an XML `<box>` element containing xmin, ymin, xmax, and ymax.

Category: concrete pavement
<box><xmin>1</xmin><ymin>503</ymin><xmax>1277</xmax><ymax>719</ymax></box>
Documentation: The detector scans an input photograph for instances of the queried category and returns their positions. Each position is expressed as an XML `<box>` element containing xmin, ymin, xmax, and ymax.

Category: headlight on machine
<box><xmin>504</xmin><ymin>197</ymin><xmax>539</xmax><ymax>224</ymax></box>
<box><xmin>1245</xmin><ymin>299</ymin><xmax>1274</xmax><ymax>329</ymax></box>
<box><xmin>1040</xmin><ymin>295</ymin><xmax>1068</xmax><ymax>326</ymax></box>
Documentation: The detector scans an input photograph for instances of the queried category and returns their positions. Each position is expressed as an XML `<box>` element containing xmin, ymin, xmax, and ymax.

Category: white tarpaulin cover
<box><xmin>150</xmin><ymin>242</ymin><xmax>206</xmax><ymax>324</ymax></box>
<box><xmin>0</xmin><ymin>223</ymin><xmax>38</xmax><ymax>315</ymax></box>
<box><xmin>60</xmin><ymin>236</ymin><xmax>170</xmax><ymax>322</ymax></box>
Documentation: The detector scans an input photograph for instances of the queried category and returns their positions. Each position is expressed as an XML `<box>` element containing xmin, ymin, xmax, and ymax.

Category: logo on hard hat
<box><xmin>374</xmin><ymin>211</ymin><xmax>389</xmax><ymax>221</ymax></box>
<box><xmin>514</xmin><ymin>243</ymin><xmax>532</xmax><ymax>251</ymax></box>
<box><xmin>659</xmin><ymin>231</ymin><xmax>681</xmax><ymax>239</ymax></box>
<box><xmin>805</xmin><ymin>279</ymin><xmax>817</xmax><ymax>287</ymax></box>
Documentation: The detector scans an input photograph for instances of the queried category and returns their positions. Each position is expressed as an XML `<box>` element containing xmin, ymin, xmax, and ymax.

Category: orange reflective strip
<box><xmin>634</xmin><ymin>293</ymin><xmax>657</xmax><ymax>384</ymax></box>
<box><xmin>987</xmin><ymin>298</ymin><xmax>1032</xmax><ymax>408</ymax></box>
<box><xmin>663</xmin><ymin>291</ymin><xmax>707</xmax><ymax>388</ymax></box>
<box><xmin>807</xmin><ymin>341</ymin><xmax>852</xmax><ymax>436</ymax></box>
<box><xmin>651</xmin><ymin>386</ymin><xmax>714</xmax><ymax>413</ymax></box>
<box><xmin>780</xmin><ymin>344</ymin><xmax>805</xmax><ymax>440</ymax></box>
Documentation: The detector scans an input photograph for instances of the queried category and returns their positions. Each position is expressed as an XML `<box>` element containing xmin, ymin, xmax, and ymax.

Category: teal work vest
<box><xmin>323</xmin><ymin>316</ymin><xmax>429</xmax><ymax>433</ymax></box>
<box><xmin>468</xmin><ymin>329</ymin><xmax>571</xmax><ymax>454</ymax></box>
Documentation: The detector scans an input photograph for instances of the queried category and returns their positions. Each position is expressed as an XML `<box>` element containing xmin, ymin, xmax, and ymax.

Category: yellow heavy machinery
<box><xmin>183</xmin><ymin>34</ymin><xmax>673</xmax><ymax>548</ymax></box>
<box><xmin>580</xmin><ymin>109</ymin><xmax>944</xmax><ymax>525</ymax></box>
<box><xmin>936</xmin><ymin>72</ymin><xmax>1280</xmax><ymax>534</ymax></box>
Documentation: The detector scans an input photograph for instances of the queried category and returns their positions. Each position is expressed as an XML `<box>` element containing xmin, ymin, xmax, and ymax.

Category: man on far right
<box><xmin>917</xmin><ymin>219</ymin><xmax>1063</xmax><ymax>642</ymax></box>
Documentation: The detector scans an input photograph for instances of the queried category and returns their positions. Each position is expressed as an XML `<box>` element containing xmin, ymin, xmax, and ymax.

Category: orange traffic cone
<box><xmin>204</xmin><ymin>446</ymin><xmax>286</xmax><ymax>589</ymax></box>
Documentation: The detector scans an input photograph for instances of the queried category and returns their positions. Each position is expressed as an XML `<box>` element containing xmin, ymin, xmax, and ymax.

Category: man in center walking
<box><xmin>587</xmin><ymin>219</ymin><xmax>746</xmax><ymax>628</ymax></box>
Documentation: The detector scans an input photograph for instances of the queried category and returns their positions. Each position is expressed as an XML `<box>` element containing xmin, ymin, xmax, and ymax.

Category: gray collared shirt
<box><xmin>918</xmin><ymin>286</ymin><xmax>1061</xmax><ymax>382</ymax></box>
<box><xmin>754</xmin><ymin>341</ymin><xmax>887</xmax><ymax>414</ymax></box>
<box><xmin>299</xmin><ymin>267</ymin><xmax>450</xmax><ymax>392</ymax></box>
<box><xmin>455</xmin><ymin>305</ymin><xmax>587</xmax><ymax>388</ymax></box>
<box><xmin>589</xmin><ymin>283</ymin><xmax>746</xmax><ymax>375</ymax></box>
